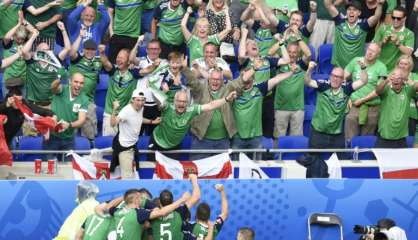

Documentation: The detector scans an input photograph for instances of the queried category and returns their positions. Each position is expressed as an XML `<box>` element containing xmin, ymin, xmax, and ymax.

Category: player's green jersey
<box><xmin>113</xmin><ymin>207</ymin><xmax>151</xmax><ymax>240</ymax></box>
<box><xmin>82</xmin><ymin>214</ymin><xmax>112</xmax><ymax>240</ymax></box>
<box><xmin>151</xmin><ymin>205</ymin><xmax>188</xmax><ymax>240</ymax></box>
<box><xmin>192</xmin><ymin>217</ymin><xmax>224</xmax><ymax>240</ymax></box>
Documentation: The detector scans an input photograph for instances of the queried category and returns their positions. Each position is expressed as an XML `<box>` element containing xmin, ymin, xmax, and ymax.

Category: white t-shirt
<box><xmin>118</xmin><ymin>104</ymin><xmax>143</xmax><ymax>147</ymax></box>
<box><xmin>136</xmin><ymin>56</ymin><xmax>168</xmax><ymax>105</ymax></box>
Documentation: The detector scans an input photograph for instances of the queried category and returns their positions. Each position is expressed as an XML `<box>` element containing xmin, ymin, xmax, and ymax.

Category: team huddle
<box><xmin>75</xmin><ymin>175</ymin><xmax>229</xmax><ymax>240</ymax></box>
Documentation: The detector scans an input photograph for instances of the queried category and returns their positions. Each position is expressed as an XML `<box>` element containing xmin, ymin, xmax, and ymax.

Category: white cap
<box><xmin>131</xmin><ymin>88</ymin><xmax>146</xmax><ymax>99</ymax></box>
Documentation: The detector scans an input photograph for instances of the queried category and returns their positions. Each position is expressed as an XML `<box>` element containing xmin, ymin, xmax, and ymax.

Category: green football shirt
<box><xmin>109</xmin><ymin>0</ymin><xmax>144</xmax><ymax>37</ymax></box>
<box><xmin>153</xmin><ymin>104</ymin><xmax>202</xmax><ymax>148</ymax></box>
<box><xmin>2</xmin><ymin>42</ymin><xmax>26</xmax><ymax>82</ymax></box>
<box><xmin>70</xmin><ymin>55</ymin><xmax>103</xmax><ymax>102</ymax></box>
<box><xmin>192</xmin><ymin>217</ymin><xmax>224</xmax><ymax>240</ymax></box>
<box><xmin>0</xmin><ymin>0</ymin><xmax>23</xmax><ymax>38</ymax></box>
<box><xmin>274</xmin><ymin>63</ymin><xmax>305</xmax><ymax>111</ymax></box>
<box><xmin>233</xmin><ymin>81</ymin><xmax>268</xmax><ymax>139</ymax></box>
<box><xmin>345</xmin><ymin>57</ymin><xmax>387</xmax><ymax>105</ymax></box>
<box><xmin>104</xmin><ymin>66</ymin><xmax>139</xmax><ymax>114</ymax></box>
<box><xmin>253</xmin><ymin>23</ymin><xmax>276</xmax><ymax>57</ymax></box>
<box><xmin>378</xmin><ymin>84</ymin><xmax>416</xmax><ymax>139</ymax></box>
<box><xmin>23</xmin><ymin>0</ymin><xmax>61</xmax><ymax>38</ymax></box>
<box><xmin>373</xmin><ymin>24</ymin><xmax>415</xmax><ymax>72</ymax></box>
<box><xmin>25</xmin><ymin>59</ymin><xmax>59</xmax><ymax>102</ymax></box>
<box><xmin>311</xmin><ymin>81</ymin><xmax>354</xmax><ymax>134</ymax></box>
<box><xmin>61</xmin><ymin>0</ymin><xmax>77</xmax><ymax>10</ymax></box>
<box><xmin>51</xmin><ymin>85</ymin><xmax>89</xmax><ymax>139</ymax></box>
<box><xmin>187</xmin><ymin>35</ymin><xmax>220</xmax><ymax>63</ymax></box>
<box><xmin>204</xmin><ymin>91</ymin><xmax>228</xmax><ymax>140</ymax></box>
<box><xmin>155</xmin><ymin>1</ymin><xmax>185</xmax><ymax>46</ymax></box>
<box><xmin>151</xmin><ymin>205</ymin><xmax>188</xmax><ymax>240</ymax></box>
<box><xmin>408</xmin><ymin>73</ymin><xmax>418</xmax><ymax>120</ymax></box>
<box><xmin>82</xmin><ymin>214</ymin><xmax>112</xmax><ymax>240</ymax></box>
<box><xmin>113</xmin><ymin>207</ymin><xmax>151</xmax><ymax>240</ymax></box>
<box><xmin>332</xmin><ymin>15</ymin><xmax>369</xmax><ymax>68</ymax></box>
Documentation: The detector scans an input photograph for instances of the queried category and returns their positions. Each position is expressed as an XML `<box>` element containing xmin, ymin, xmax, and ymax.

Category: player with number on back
<box><xmin>151</xmin><ymin>173</ymin><xmax>201</xmax><ymax>240</ymax></box>
<box><xmin>111</xmin><ymin>188</ymin><xmax>190</xmax><ymax>240</ymax></box>
<box><xmin>76</xmin><ymin>196</ymin><xmax>124</xmax><ymax>240</ymax></box>
<box><xmin>192</xmin><ymin>184</ymin><xmax>228</xmax><ymax>240</ymax></box>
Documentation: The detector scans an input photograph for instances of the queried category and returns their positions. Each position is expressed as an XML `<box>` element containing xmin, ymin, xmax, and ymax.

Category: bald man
<box><xmin>300</xmin><ymin>63</ymin><xmax>369</xmax><ymax>178</ymax></box>
<box><xmin>67</xmin><ymin>0</ymin><xmax>110</xmax><ymax>52</ymax></box>
<box><xmin>42</xmin><ymin>72</ymin><xmax>89</xmax><ymax>160</ymax></box>
<box><xmin>344</xmin><ymin>43</ymin><xmax>387</xmax><ymax>142</ymax></box>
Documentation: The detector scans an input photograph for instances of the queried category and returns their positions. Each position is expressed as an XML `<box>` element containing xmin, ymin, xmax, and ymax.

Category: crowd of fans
<box><xmin>0</xmin><ymin>0</ymin><xmax>418</xmax><ymax>176</ymax></box>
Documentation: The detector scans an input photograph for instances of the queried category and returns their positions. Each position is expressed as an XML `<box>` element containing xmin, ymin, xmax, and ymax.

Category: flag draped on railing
<box><xmin>374</xmin><ymin>149</ymin><xmax>418</xmax><ymax>179</ymax></box>
<box><xmin>154</xmin><ymin>151</ymin><xmax>233</xmax><ymax>179</ymax></box>
<box><xmin>0</xmin><ymin>115</ymin><xmax>12</xmax><ymax>166</ymax></box>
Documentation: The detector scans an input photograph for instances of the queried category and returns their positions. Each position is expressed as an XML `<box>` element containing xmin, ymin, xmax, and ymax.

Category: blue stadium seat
<box><xmin>180</xmin><ymin>135</ymin><xmax>192</xmax><ymax>160</ymax></box>
<box><xmin>407</xmin><ymin>136</ymin><xmax>415</xmax><ymax>148</ymax></box>
<box><xmin>96</xmin><ymin>106</ymin><xmax>104</xmax><ymax>136</ymax></box>
<box><xmin>94</xmin><ymin>136</ymin><xmax>113</xmax><ymax>149</ymax></box>
<box><xmin>137</xmin><ymin>135</ymin><xmax>150</xmax><ymax>161</ymax></box>
<box><xmin>17</xmin><ymin>136</ymin><xmax>43</xmax><ymax>161</ymax></box>
<box><xmin>303</xmin><ymin>105</ymin><xmax>315</xmax><ymax>137</ymax></box>
<box><xmin>308</xmin><ymin>44</ymin><xmax>316</xmax><ymax>61</ymax></box>
<box><xmin>74</xmin><ymin>136</ymin><xmax>91</xmax><ymax>151</ymax></box>
<box><xmin>317</xmin><ymin>44</ymin><xmax>333</xmax><ymax>75</ymax></box>
<box><xmin>262</xmin><ymin>137</ymin><xmax>273</xmax><ymax>149</ymax></box>
<box><xmin>350</xmin><ymin>135</ymin><xmax>377</xmax><ymax>160</ymax></box>
<box><xmin>277</xmin><ymin>136</ymin><xmax>309</xmax><ymax>160</ymax></box>
<box><xmin>304</xmin><ymin>85</ymin><xmax>317</xmax><ymax>105</ymax></box>
<box><xmin>0</xmin><ymin>73</ymin><xmax>3</xmax><ymax>99</ymax></box>
<box><xmin>95</xmin><ymin>74</ymin><xmax>109</xmax><ymax>107</ymax></box>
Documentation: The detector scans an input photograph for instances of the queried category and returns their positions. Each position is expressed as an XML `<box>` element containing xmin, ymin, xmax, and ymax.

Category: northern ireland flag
<box><xmin>154</xmin><ymin>151</ymin><xmax>233</xmax><ymax>179</ymax></box>
<box><xmin>373</xmin><ymin>149</ymin><xmax>418</xmax><ymax>179</ymax></box>
<box><xmin>69</xmin><ymin>151</ymin><xmax>138</xmax><ymax>180</ymax></box>
<box><xmin>13</xmin><ymin>97</ymin><xmax>63</xmax><ymax>135</ymax></box>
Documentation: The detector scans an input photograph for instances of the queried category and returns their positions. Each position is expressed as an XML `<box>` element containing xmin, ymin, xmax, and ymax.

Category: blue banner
<box><xmin>0</xmin><ymin>179</ymin><xmax>417</xmax><ymax>239</ymax></box>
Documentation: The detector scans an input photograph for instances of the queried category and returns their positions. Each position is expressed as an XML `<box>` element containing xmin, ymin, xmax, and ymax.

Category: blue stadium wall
<box><xmin>0</xmin><ymin>179</ymin><xmax>417</xmax><ymax>240</ymax></box>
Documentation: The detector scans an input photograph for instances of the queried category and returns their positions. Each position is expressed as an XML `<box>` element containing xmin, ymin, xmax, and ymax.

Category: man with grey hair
<box><xmin>344</xmin><ymin>43</ymin><xmax>387</xmax><ymax>143</ymax></box>
<box><xmin>237</xmin><ymin>227</ymin><xmax>255</xmax><ymax>240</ymax></box>
<box><xmin>149</xmin><ymin>89</ymin><xmax>238</xmax><ymax>160</ymax></box>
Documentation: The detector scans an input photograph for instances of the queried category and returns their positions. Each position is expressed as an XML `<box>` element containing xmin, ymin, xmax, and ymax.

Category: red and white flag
<box><xmin>373</xmin><ymin>149</ymin><xmax>418</xmax><ymax>179</ymax></box>
<box><xmin>154</xmin><ymin>151</ymin><xmax>233</xmax><ymax>179</ymax></box>
<box><xmin>0</xmin><ymin>115</ymin><xmax>12</xmax><ymax>166</ymax></box>
<box><xmin>69</xmin><ymin>152</ymin><xmax>138</xmax><ymax>180</ymax></box>
<box><xmin>13</xmin><ymin>97</ymin><xmax>63</xmax><ymax>135</ymax></box>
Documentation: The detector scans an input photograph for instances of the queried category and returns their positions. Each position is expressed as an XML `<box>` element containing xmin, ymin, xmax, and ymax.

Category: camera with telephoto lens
<box><xmin>354</xmin><ymin>225</ymin><xmax>381</xmax><ymax>239</ymax></box>
<box><xmin>353</xmin><ymin>218</ymin><xmax>396</xmax><ymax>240</ymax></box>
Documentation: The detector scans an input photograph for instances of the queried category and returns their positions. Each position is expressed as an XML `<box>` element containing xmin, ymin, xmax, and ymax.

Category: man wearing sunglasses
<box><xmin>373</xmin><ymin>6</ymin><xmax>415</xmax><ymax>72</ymax></box>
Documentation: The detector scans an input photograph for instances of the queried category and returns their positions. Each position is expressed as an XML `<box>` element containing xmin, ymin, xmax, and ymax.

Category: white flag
<box><xmin>373</xmin><ymin>148</ymin><xmax>418</xmax><ymax>179</ymax></box>
<box><xmin>239</xmin><ymin>153</ymin><xmax>269</xmax><ymax>179</ymax></box>
<box><xmin>154</xmin><ymin>151</ymin><xmax>233</xmax><ymax>179</ymax></box>
<box><xmin>326</xmin><ymin>153</ymin><xmax>342</xmax><ymax>179</ymax></box>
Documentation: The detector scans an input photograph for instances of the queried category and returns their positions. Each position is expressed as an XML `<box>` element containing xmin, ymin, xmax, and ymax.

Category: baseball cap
<box><xmin>83</xmin><ymin>39</ymin><xmax>97</xmax><ymax>50</ymax></box>
<box><xmin>345</xmin><ymin>0</ymin><xmax>362</xmax><ymax>11</ymax></box>
<box><xmin>132</xmin><ymin>88</ymin><xmax>146</xmax><ymax>99</ymax></box>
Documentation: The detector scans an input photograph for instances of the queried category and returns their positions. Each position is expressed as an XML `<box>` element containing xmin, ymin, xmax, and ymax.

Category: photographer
<box><xmin>354</xmin><ymin>218</ymin><xmax>407</xmax><ymax>240</ymax></box>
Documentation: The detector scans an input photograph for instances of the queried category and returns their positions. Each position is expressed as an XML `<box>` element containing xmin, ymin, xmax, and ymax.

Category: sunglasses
<box><xmin>391</xmin><ymin>16</ymin><xmax>403</xmax><ymax>21</ymax></box>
